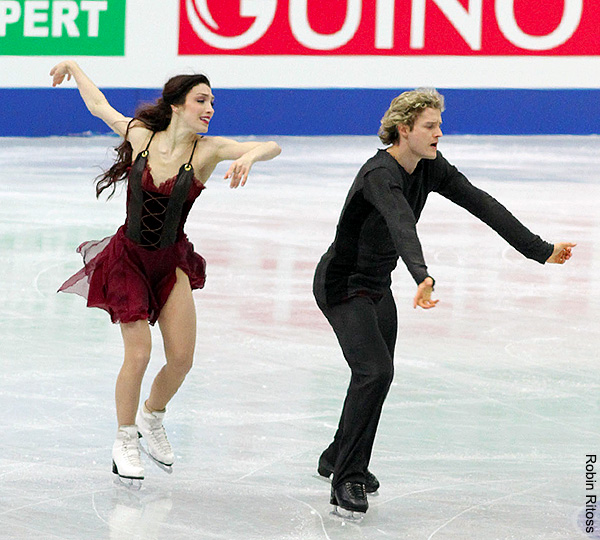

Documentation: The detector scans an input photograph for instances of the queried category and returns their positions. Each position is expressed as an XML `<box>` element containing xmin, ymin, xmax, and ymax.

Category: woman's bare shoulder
<box><xmin>199</xmin><ymin>135</ymin><xmax>240</xmax><ymax>148</ymax></box>
<box><xmin>125</xmin><ymin>122</ymin><xmax>153</xmax><ymax>153</ymax></box>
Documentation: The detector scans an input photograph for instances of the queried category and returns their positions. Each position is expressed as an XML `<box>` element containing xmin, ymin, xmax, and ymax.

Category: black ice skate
<box><xmin>318</xmin><ymin>453</ymin><xmax>380</xmax><ymax>494</ymax></box>
<box><xmin>330</xmin><ymin>482</ymin><xmax>368</xmax><ymax>521</ymax></box>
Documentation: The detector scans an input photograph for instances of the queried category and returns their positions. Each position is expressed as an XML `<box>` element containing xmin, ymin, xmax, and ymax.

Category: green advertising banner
<box><xmin>0</xmin><ymin>0</ymin><xmax>125</xmax><ymax>55</ymax></box>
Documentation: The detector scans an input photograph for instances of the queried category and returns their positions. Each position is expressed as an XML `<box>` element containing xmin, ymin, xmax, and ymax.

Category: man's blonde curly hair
<box><xmin>378</xmin><ymin>88</ymin><xmax>445</xmax><ymax>145</ymax></box>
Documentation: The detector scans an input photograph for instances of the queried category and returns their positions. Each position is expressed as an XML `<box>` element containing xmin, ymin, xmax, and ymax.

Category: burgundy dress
<box><xmin>59</xmin><ymin>140</ymin><xmax>206</xmax><ymax>325</ymax></box>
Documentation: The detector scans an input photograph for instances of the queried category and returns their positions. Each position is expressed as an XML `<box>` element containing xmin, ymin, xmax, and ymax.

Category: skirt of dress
<box><xmin>58</xmin><ymin>225</ymin><xmax>206</xmax><ymax>325</ymax></box>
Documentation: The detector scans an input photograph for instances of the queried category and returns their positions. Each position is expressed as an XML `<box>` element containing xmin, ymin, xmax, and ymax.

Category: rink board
<box><xmin>1</xmin><ymin>87</ymin><xmax>599</xmax><ymax>137</ymax></box>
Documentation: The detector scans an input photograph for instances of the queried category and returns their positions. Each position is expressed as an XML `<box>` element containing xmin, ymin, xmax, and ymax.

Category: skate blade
<box><xmin>139</xmin><ymin>444</ymin><xmax>174</xmax><ymax>474</ymax></box>
<box><xmin>112</xmin><ymin>461</ymin><xmax>144</xmax><ymax>490</ymax></box>
<box><xmin>149</xmin><ymin>457</ymin><xmax>173</xmax><ymax>474</ymax></box>
<box><xmin>113</xmin><ymin>475</ymin><xmax>143</xmax><ymax>491</ymax></box>
<box><xmin>331</xmin><ymin>506</ymin><xmax>365</xmax><ymax>523</ymax></box>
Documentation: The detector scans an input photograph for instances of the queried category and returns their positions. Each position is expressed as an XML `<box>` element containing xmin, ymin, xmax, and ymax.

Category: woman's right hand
<box><xmin>50</xmin><ymin>61</ymin><xmax>76</xmax><ymax>87</ymax></box>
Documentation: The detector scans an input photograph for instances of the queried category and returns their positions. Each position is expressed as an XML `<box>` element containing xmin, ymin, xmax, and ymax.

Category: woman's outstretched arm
<box><xmin>50</xmin><ymin>60</ymin><xmax>131</xmax><ymax>137</ymax></box>
<box><xmin>213</xmin><ymin>137</ymin><xmax>282</xmax><ymax>188</ymax></box>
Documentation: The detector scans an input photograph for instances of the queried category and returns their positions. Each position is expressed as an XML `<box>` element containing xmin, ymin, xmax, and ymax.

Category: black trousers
<box><xmin>317</xmin><ymin>289</ymin><xmax>397</xmax><ymax>487</ymax></box>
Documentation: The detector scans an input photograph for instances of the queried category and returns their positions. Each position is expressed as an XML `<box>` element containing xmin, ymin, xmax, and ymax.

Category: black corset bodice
<box><xmin>138</xmin><ymin>189</ymin><xmax>170</xmax><ymax>250</ymax></box>
<box><xmin>124</xmin><ymin>135</ymin><xmax>203</xmax><ymax>250</ymax></box>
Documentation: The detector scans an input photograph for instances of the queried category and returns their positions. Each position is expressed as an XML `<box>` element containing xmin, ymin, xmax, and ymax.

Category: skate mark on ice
<box><xmin>405</xmin><ymin>346</ymin><xmax>600</xmax><ymax>439</ymax></box>
<box><xmin>33</xmin><ymin>263</ymin><xmax>65</xmax><ymax>298</ymax></box>
<box><xmin>504</xmin><ymin>337</ymin><xmax>581</xmax><ymax>377</ymax></box>
<box><xmin>0</xmin><ymin>462</ymin><xmax>36</xmax><ymax>480</ymax></box>
<box><xmin>425</xmin><ymin>481</ymin><xmax>547</xmax><ymax>540</ymax></box>
<box><xmin>0</xmin><ymin>519</ymin><xmax>69</xmax><ymax>540</ymax></box>
<box><xmin>285</xmin><ymin>494</ymin><xmax>332</xmax><ymax>540</ymax></box>
<box><xmin>0</xmin><ymin>308</ymin><xmax>33</xmax><ymax>320</ymax></box>
<box><xmin>375</xmin><ymin>477</ymin><xmax>525</xmax><ymax>509</ymax></box>
<box><xmin>91</xmin><ymin>491</ymin><xmax>111</xmax><ymax>528</ymax></box>
<box><xmin>478</xmin><ymin>390</ymin><xmax>600</xmax><ymax>439</ymax></box>
<box><xmin>0</xmin><ymin>486</ymin><xmax>113</xmax><ymax>518</ymax></box>
<box><xmin>312</xmin><ymin>473</ymin><xmax>330</xmax><ymax>485</ymax></box>
<box><xmin>458</xmin><ymin>337</ymin><xmax>600</xmax><ymax>439</ymax></box>
<box><xmin>232</xmin><ymin>451</ymin><xmax>305</xmax><ymax>483</ymax></box>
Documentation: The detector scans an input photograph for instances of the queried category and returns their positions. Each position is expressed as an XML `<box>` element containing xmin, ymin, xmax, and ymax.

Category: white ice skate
<box><xmin>136</xmin><ymin>404</ymin><xmax>174</xmax><ymax>473</ymax></box>
<box><xmin>112</xmin><ymin>425</ymin><xmax>144</xmax><ymax>489</ymax></box>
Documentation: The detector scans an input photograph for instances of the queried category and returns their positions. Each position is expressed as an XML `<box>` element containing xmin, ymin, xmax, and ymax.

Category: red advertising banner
<box><xmin>178</xmin><ymin>0</ymin><xmax>599</xmax><ymax>56</ymax></box>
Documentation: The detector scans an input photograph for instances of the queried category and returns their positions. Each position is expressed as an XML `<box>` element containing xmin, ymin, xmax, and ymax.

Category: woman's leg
<box><xmin>113</xmin><ymin>319</ymin><xmax>152</xmax><ymax>481</ymax></box>
<box><xmin>117</xmin><ymin>319</ymin><xmax>152</xmax><ymax>426</ymax></box>
<box><xmin>148</xmin><ymin>267</ymin><xmax>197</xmax><ymax>411</ymax></box>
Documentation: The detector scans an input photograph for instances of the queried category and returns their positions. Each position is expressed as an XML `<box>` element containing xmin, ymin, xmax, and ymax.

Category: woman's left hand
<box><xmin>224</xmin><ymin>156</ymin><xmax>254</xmax><ymax>188</ymax></box>
<box><xmin>546</xmin><ymin>242</ymin><xmax>576</xmax><ymax>264</ymax></box>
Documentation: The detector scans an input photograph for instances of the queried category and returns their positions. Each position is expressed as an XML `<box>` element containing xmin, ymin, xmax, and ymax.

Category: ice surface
<box><xmin>0</xmin><ymin>135</ymin><xmax>599</xmax><ymax>539</ymax></box>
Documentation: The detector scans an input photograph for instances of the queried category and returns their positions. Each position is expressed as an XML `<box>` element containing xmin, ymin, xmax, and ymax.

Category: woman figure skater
<box><xmin>50</xmin><ymin>60</ymin><xmax>281</xmax><ymax>486</ymax></box>
<box><xmin>313</xmin><ymin>88</ymin><xmax>575</xmax><ymax>519</ymax></box>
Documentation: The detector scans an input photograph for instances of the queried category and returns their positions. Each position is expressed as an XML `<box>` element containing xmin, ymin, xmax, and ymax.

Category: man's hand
<box><xmin>413</xmin><ymin>277</ymin><xmax>439</xmax><ymax>309</ymax></box>
<box><xmin>546</xmin><ymin>242</ymin><xmax>576</xmax><ymax>264</ymax></box>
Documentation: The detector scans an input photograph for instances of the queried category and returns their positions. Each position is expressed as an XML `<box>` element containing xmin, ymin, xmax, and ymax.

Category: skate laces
<box><xmin>144</xmin><ymin>414</ymin><xmax>172</xmax><ymax>453</ymax></box>
<box><xmin>119</xmin><ymin>432</ymin><xmax>141</xmax><ymax>465</ymax></box>
<box><xmin>345</xmin><ymin>482</ymin><xmax>367</xmax><ymax>500</ymax></box>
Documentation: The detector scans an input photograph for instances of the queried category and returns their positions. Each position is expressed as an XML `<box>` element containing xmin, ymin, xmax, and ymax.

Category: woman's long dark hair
<box><xmin>95</xmin><ymin>74</ymin><xmax>211</xmax><ymax>199</ymax></box>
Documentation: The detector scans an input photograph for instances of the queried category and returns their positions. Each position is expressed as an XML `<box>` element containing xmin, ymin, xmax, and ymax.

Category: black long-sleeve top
<box><xmin>313</xmin><ymin>149</ymin><xmax>554</xmax><ymax>307</ymax></box>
